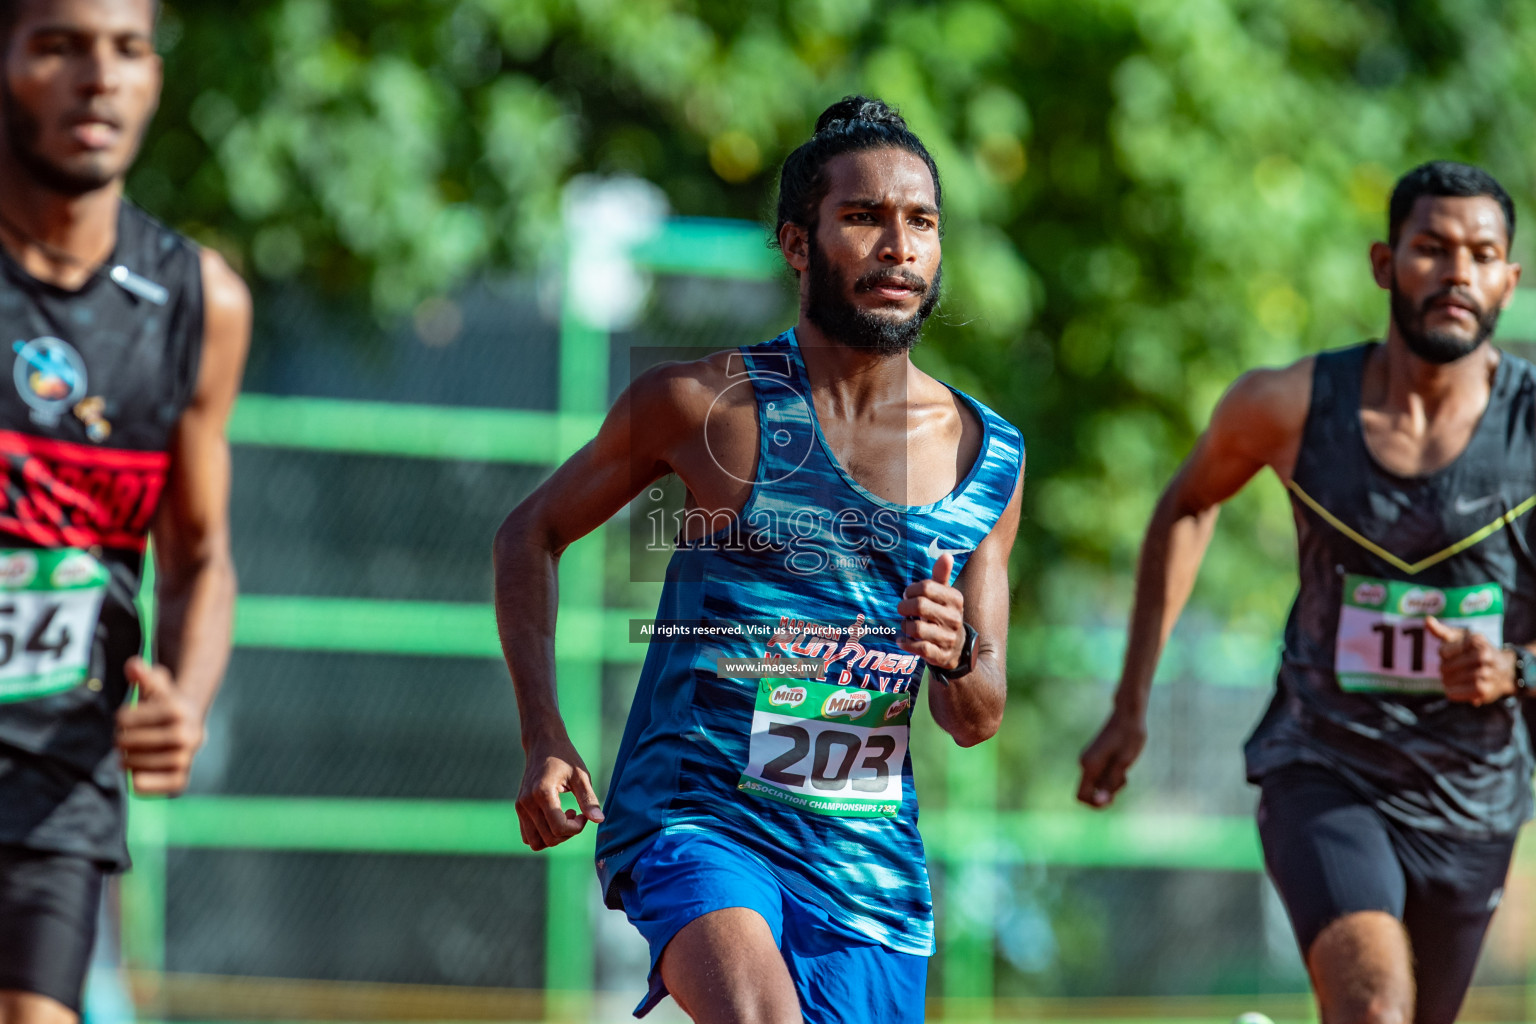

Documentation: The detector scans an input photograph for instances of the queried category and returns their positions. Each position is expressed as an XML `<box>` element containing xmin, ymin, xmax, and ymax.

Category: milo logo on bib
<box><xmin>739</xmin><ymin>676</ymin><xmax>911</xmax><ymax>818</ymax></box>
<box><xmin>822</xmin><ymin>688</ymin><xmax>870</xmax><ymax>719</ymax></box>
<box><xmin>1336</xmin><ymin>574</ymin><xmax>1503</xmax><ymax>693</ymax></box>
<box><xmin>768</xmin><ymin>684</ymin><xmax>807</xmax><ymax>708</ymax></box>
<box><xmin>1398</xmin><ymin>588</ymin><xmax>1445</xmax><ymax>616</ymax></box>
<box><xmin>0</xmin><ymin>552</ymin><xmax>38</xmax><ymax>588</ymax></box>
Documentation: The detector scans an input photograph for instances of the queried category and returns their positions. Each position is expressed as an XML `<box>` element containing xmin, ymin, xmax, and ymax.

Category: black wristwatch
<box><xmin>1507</xmin><ymin>644</ymin><xmax>1536</xmax><ymax>697</ymax></box>
<box><xmin>931</xmin><ymin>623</ymin><xmax>978</xmax><ymax>684</ymax></box>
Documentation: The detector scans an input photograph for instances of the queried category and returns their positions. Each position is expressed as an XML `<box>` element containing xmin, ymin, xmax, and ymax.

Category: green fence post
<box><xmin>122</xmin><ymin>795</ymin><xmax>168</xmax><ymax>1017</ymax></box>
<box><xmin>543</xmin><ymin>241</ymin><xmax>611</xmax><ymax>1019</ymax></box>
<box><xmin>122</xmin><ymin>545</ymin><xmax>167</xmax><ymax>1018</ymax></box>
<box><xmin>941</xmin><ymin>737</ymin><xmax>998</xmax><ymax>1021</ymax></box>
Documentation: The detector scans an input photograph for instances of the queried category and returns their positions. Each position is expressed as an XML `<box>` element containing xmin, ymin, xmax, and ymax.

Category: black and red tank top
<box><xmin>1245</xmin><ymin>342</ymin><xmax>1536</xmax><ymax>837</ymax></box>
<box><xmin>0</xmin><ymin>200</ymin><xmax>204</xmax><ymax>866</ymax></box>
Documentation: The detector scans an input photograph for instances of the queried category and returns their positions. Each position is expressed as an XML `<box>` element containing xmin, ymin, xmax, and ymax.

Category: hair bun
<box><xmin>814</xmin><ymin>95</ymin><xmax>907</xmax><ymax>134</ymax></box>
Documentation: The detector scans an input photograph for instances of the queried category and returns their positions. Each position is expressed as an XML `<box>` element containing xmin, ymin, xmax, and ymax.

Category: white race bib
<box><xmin>1335</xmin><ymin>574</ymin><xmax>1502</xmax><ymax>693</ymax></box>
<box><xmin>739</xmin><ymin>678</ymin><xmax>911</xmax><ymax>818</ymax></box>
<box><xmin>0</xmin><ymin>549</ymin><xmax>108</xmax><ymax>703</ymax></box>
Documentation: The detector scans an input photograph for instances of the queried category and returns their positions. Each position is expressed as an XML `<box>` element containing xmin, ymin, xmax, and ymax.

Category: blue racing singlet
<box><xmin>595</xmin><ymin>329</ymin><xmax>1024</xmax><ymax>955</ymax></box>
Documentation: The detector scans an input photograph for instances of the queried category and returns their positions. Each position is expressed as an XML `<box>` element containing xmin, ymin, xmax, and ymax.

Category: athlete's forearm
<box><xmin>1115</xmin><ymin>493</ymin><xmax>1219</xmax><ymax>719</ymax></box>
<box><xmin>493</xmin><ymin>509</ymin><xmax>569</xmax><ymax>751</ymax></box>
<box><xmin>926</xmin><ymin>470</ymin><xmax>1024</xmax><ymax>747</ymax></box>
<box><xmin>928</xmin><ymin>640</ymin><xmax>1006</xmax><ymax>746</ymax></box>
<box><xmin>153</xmin><ymin>546</ymin><xmax>237</xmax><ymax>718</ymax></box>
<box><xmin>150</xmin><ymin>250</ymin><xmax>249</xmax><ymax>723</ymax></box>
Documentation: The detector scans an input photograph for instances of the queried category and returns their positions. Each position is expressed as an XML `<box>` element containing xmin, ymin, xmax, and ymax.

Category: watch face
<box><xmin>1513</xmin><ymin>648</ymin><xmax>1534</xmax><ymax>692</ymax></box>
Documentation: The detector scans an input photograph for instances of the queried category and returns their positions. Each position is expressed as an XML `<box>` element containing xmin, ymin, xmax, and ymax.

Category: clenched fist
<box><xmin>1424</xmin><ymin>616</ymin><xmax>1517</xmax><ymax>707</ymax></box>
<box><xmin>116</xmin><ymin>657</ymin><xmax>205</xmax><ymax>795</ymax></box>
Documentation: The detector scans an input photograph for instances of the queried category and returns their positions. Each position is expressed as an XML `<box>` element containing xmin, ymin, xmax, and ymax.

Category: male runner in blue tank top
<box><xmin>1078</xmin><ymin>161</ymin><xmax>1534</xmax><ymax>1024</ymax></box>
<box><xmin>0</xmin><ymin>2</ymin><xmax>251</xmax><ymax>1021</ymax></box>
<box><xmin>495</xmin><ymin>96</ymin><xmax>1024</xmax><ymax>1023</ymax></box>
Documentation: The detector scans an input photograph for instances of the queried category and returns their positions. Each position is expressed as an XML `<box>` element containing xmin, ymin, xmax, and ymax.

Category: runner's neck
<box><xmin>1366</xmin><ymin>335</ymin><xmax>1499</xmax><ymax>424</ymax></box>
<box><xmin>0</xmin><ymin>160</ymin><xmax>122</xmax><ymax>290</ymax></box>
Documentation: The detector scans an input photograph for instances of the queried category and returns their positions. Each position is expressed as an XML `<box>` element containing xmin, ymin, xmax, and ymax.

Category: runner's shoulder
<box><xmin>197</xmin><ymin>247</ymin><xmax>251</xmax><ymax>327</ymax></box>
<box><xmin>1499</xmin><ymin>346</ymin><xmax>1536</xmax><ymax>390</ymax></box>
<box><xmin>118</xmin><ymin>199</ymin><xmax>199</xmax><ymax>272</ymax></box>
<box><xmin>119</xmin><ymin>201</ymin><xmax>247</xmax><ymax>324</ymax></box>
<box><xmin>1493</xmin><ymin>348</ymin><xmax>1536</xmax><ymax>437</ymax></box>
<box><xmin>1211</xmin><ymin>355</ymin><xmax>1315</xmax><ymax>442</ymax></box>
<box><xmin>625</xmin><ymin>349</ymin><xmax>753</xmax><ymax>430</ymax></box>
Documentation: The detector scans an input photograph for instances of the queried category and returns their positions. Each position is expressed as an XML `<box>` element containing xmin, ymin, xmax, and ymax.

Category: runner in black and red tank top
<box><xmin>0</xmin><ymin>2</ymin><xmax>250</xmax><ymax>1021</ymax></box>
<box><xmin>1078</xmin><ymin>162</ymin><xmax>1534</xmax><ymax>1024</ymax></box>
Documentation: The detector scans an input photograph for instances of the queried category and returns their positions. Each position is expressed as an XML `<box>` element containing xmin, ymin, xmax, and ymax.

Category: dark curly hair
<box><xmin>773</xmin><ymin>95</ymin><xmax>942</xmax><ymax>251</ymax></box>
<box><xmin>1389</xmin><ymin>160</ymin><xmax>1515</xmax><ymax>247</ymax></box>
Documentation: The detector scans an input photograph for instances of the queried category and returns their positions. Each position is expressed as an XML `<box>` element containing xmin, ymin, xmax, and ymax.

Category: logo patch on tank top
<box><xmin>11</xmin><ymin>337</ymin><xmax>86</xmax><ymax>427</ymax></box>
<box><xmin>72</xmin><ymin>395</ymin><xmax>112</xmax><ymax>442</ymax></box>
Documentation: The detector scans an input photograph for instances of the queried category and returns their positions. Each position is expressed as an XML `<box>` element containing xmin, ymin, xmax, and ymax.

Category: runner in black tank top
<box><xmin>1078</xmin><ymin>163</ymin><xmax>1532</xmax><ymax>1024</ymax></box>
<box><xmin>0</xmin><ymin>3</ymin><xmax>251</xmax><ymax>1020</ymax></box>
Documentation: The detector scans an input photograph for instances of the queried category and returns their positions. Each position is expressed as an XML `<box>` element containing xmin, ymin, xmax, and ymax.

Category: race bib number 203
<box><xmin>1335</xmin><ymin>574</ymin><xmax>1502</xmax><ymax>693</ymax></box>
<box><xmin>739</xmin><ymin>678</ymin><xmax>911</xmax><ymax>818</ymax></box>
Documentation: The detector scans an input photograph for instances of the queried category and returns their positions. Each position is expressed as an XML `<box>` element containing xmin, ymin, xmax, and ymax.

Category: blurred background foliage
<box><xmin>138</xmin><ymin>0</ymin><xmax>1536</xmax><ymax>801</ymax></box>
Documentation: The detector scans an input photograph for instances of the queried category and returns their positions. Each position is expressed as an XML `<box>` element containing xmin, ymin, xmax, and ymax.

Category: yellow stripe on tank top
<box><xmin>1285</xmin><ymin>480</ymin><xmax>1536</xmax><ymax>576</ymax></box>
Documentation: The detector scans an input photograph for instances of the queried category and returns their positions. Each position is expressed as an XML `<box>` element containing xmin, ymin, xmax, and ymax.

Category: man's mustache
<box><xmin>1419</xmin><ymin>286</ymin><xmax>1484</xmax><ymax>318</ymax></box>
<box><xmin>853</xmin><ymin>269</ymin><xmax>929</xmax><ymax>294</ymax></box>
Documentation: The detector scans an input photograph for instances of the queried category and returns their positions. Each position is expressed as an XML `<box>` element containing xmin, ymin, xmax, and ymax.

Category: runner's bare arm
<box><xmin>910</xmin><ymin>463</ymin><xmax>1024</xmax><ymax>747</ymax></box>
<box><xmin>1077</xmin><ymin>360</ymin><xmax>1311</xmax><ymax>808</ymax></box>
<box><xmin>118</xmin><ymin>248</ymin><xmax>251</xmax><ymax>796</ymax></box>
<box><xmin>494</xmin><ymin>359</ymin><xmax>730</xmax><ymax>850</ymax></box>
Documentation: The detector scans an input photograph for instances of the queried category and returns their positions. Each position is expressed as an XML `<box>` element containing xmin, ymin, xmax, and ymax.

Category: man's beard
<box><xmin>804</xmin><ymin>239</ymin><xmax>941</xmax><ymax>356</ymax></box>
<box><xmin>0</xmin><ymin>81</ymin><xmax>120</xmax><ymax>196</ymax></box>
<box><xmin>1390</xmin><ymin>276</ymin><xmax>1501</xmax><ymax>365</ymax></box>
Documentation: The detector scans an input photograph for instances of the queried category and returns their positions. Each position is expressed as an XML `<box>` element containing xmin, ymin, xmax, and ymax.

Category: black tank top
<box><xmin>1245</xmin><ymin>342</ymin><xmax>1536</xmax><ymax>837</ymax></box>
<box><xmin>0</xmin><ymin>201</ymin><xmax>203</xmax><ymax>867</ymax></box>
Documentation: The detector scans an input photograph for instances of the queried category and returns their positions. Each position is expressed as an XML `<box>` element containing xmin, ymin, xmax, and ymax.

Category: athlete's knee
<box><xmin>1318</xmin><ymin>997</ymin><xmax>1410</xmax><ymax>1024</ymax></box>
<box><xmin>673</xmin><ymin>974</ymin><xmax>803</xmax><ymax>1024</ymax></box>
<box><xmin>672</xmin><ymin>988</ymin><xmax>801</xmax><ymax>1024</ymax></box>
<box><xmin>660</xmin><ymin>908</ymin><xmax>803</xmax><ymax>1024</ymax></box>
<box><xmin>718</xmin><ymin>1004</ymin><xmax>802</xmax><ymax>1024</ymax></box>
<box><xmin>0</xmin><ymin>991</ymin><xmax>79</xmax><ymax>1024</ymax></box>
<box><xmin>1355</xmin><ymin>1002</ymin><xmax>1409</xmax><ymax>1024</ymax></box>
<box><xmin>1307</xmin><ymin>912</ymin><xmax>1414</xmax><ymax>1024</ymax></box>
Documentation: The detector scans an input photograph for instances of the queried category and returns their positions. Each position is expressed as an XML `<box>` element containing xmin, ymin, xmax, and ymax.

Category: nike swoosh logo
<box><xmin>1454</xmin><ymin>494</ymin><xmax>1501</xmax><ymax>516</ymax></box>
<box><xmin>926</xmin><ymin>536</ymin><xmax>970</xmax><ymax>560</ymax></box>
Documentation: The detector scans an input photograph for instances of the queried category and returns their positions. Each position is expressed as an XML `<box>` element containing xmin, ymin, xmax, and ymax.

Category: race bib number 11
<box><xmin>0</xmin><ymin>549</ymin><xmax>108</xmax><ymax>703</ymax></box>
<box><xmin>1336</xmin><ymin>574</ymin><xmax>1503</xmax><ymax>693</ymax></box>
<box><xmin>739</xmin><ymin>677</ymin><xmax>912</xmax><ymax>818</ymax></box>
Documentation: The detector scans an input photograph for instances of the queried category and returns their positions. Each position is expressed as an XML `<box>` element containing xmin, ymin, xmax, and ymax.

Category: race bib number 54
<box><xmin>739</xmin><ymin>678</ymin><xmax>912</xmax><ymax>818</ymax></box>
<box><xmin>1336</xmin><ymin>574</ymin><xmax>1503</xmax><ymax>693</ymax></box>
<box><xmin>0</xmin><ymin>548</ymin><xmax>108</xmax><ymax>703</ymax></box>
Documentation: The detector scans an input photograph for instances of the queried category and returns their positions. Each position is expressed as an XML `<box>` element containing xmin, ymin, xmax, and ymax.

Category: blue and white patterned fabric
<box><xmin>596</xmin><ymin>328</ymin><xmax>1024</xmax><ymax>955</ymax></box>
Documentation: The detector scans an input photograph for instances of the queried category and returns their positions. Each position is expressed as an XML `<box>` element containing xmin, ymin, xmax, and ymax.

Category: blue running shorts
<box><xmin>613</xmin><ymin>827</ymin><xmax>928</xmax><ymax>1022</ymax></box>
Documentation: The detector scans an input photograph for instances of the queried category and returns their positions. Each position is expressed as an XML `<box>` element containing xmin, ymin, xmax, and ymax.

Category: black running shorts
<box><xmin>0</xmin><ymin>846</ymin><xmax>103</xmax><ymax>1013</ymax></box>
<box><xmin>1258</xmin><ymin>764</ymin><xmax>1515</xmax><ymax>1024</ymax></box>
